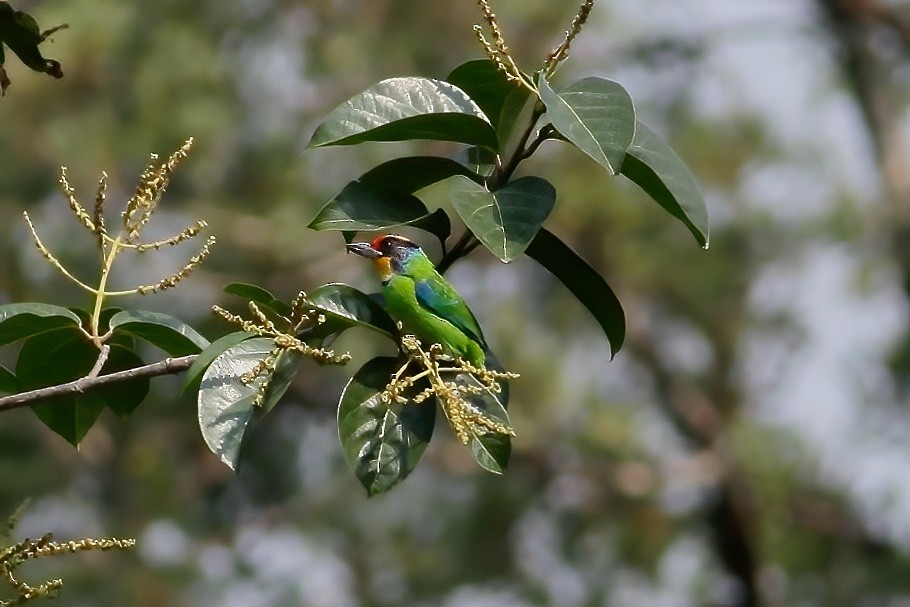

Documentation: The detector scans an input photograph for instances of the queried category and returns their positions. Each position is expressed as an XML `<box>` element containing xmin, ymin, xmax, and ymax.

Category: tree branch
<box><xmin>0</xmin><ymin>355</ymin><xmax>197</xmax><ymax>413</ymax></box>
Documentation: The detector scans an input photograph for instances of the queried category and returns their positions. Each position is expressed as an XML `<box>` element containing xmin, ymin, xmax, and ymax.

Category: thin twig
<box><xmin>0</xmin><ymin>355</ymin><xmax>197</xmax><ymax>413</ymax></box>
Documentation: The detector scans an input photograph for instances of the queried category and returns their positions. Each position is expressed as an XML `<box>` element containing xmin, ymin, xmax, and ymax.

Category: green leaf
<box><xmin>108</xmin><ymin>310</ymin><xmax>209</xmax><ymax>356</ymax></box>
<box><xmin>307</xmin><ymin>77</ymin><xmax>498</xmax><ymax>149</ymax></box>
<box><xmin>18</xmin><ymin>328</ymin><xmax>148</xmax><ymax>445</ymax></box>
<box><xmin>539</xmin><ymin>75</ymin><xmax>635</xmax><ymax>174</ymax></box>
<box><xmin>183</xmin><ymin>331</ymin><xmax>253</xmax><ymax>394</ymax></box>
<box><xmin>94</xmin><ymin>345</ymin><xmax>149</xmax><ymax>418</ymax></box>
<box><xmin>197</xmin><ymin>337</ymin><xmax>279</xmax><ymax>471</ymax></box>
<box><xmin>525</xmin><ymin>228</ymin><xmax>625</xmax><ymax>357</ymax></box>
<box><xmin>620</xmin><ymin>122</ymin><xmax>710</xmax><ymax>248</ymax></box>
<box><xmin>309</xmin><ymin>181</ymin><xmax>436</xmax><ymax>232</ymax></box>
<box><xmin>0</xmin><ymin>364</ymin><xmax>15</xmax><ymax>394</ymax></box>
<box><xmin>359</xmin><ymin>156</ymin><xmax>479</xmax><ymax>193</ymax></box>
<box><xmin>0</xmin><ymin>303</ymin><xmax>81</xmax><ymax>345</ymax></box>
<box><xmin>338</xmin><ymin>357</ymin><xmax>435</xmax><ymax>495</ymax></box>
<box><xmin>258</xmin><ymin>350</ymin><xmax>302</xmax><ymax>416</ymax></box>
<box><xmin>307</xmin><ymin>283</ymin><xmax>397</xmax><ymax>339</ymax></box>
<box><xmin>448</xmin><ymin>175</ymin><xmax>557</xmax><ymax>262</ymax></box>
<box><xmin>451</xmin><ymin>373</ymin><xmax>512</xmax><ymax>474</ymax></box>
<box><xmin>446</xmin><ymin>59</ymin><xmax>538</xmax><ymax>157</ymax></box>
<box><xmin>223</xmin><ymin>283</ymin><xmax>293</xmax><ymax>317</ymax></box>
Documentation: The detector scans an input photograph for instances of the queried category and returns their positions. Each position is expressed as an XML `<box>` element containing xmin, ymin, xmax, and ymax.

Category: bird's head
<box><xmin>346</xmin><ymin>235</ymin><xmax>423</xmax><ymax>281</ymax></box>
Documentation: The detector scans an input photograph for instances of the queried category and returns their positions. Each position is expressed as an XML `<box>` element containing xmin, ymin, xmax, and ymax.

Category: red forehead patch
<box><xmin>370</xmin><ymin>234</ymin><xmax>388</xmax><ymax>250</ymax></box>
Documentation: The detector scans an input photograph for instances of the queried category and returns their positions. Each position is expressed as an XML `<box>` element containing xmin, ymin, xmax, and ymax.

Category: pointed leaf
<box><xmin>526</xmin><ymin>228</ymin><xmax>625</xmax><ymax>357</ymax></box>
<box><xmin>620</xmin><ymin>122</ymin><xmax>709</xmax><ymax>247</ymax></box>
<box><xmin>108</xmin><ymin>310</ymin><xmax>209</xmax><ymax>356</ymax></box>
<box><xmin>307</xmin><ymin>283</ymin><xmax>397</xmax><ymax>339</ymax></box>
<box><xmin>198</xmin><ymin>337</ymin><xmax>279</xmax><ymax>470</ymax></box>
<box><xmin>448</xmin><ymin>175</ymin><xmax>557</xmax><ymax>262</ymax></box>
<box><xmin>223</xmin><ymin>283</ymin><xmax>292</xmax><ymax>317</ymax></box>
<box><xmin>0</xmin><ymin>303</ymin><xmax>81</xmax><ymax>345</ymax></box>
<box><xmin>338</xmin><ymin>357</ymin><xmax>435</xmax><ymax>495</ymax></box>
<box><xmin>308</xmin><ymin>77</ymin><xmax>498</xmax><ymax>149</ymax></box>
<box><xmin>539</xmin><ymin>76</ymin><xmax>634</xmax><ymax>174</ymax></box>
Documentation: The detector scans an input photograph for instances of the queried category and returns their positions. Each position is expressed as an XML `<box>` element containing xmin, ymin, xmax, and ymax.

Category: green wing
<box><xmin>414</xmin><ymin>275</ymin><xmax>486</xmax><ymax>347</ymax></box>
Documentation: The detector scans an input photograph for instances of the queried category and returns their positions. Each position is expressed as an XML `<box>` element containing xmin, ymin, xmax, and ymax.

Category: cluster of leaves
<box><xmin>1</xmin><ymin>502</ymin><xmax>134</xmax><ymax>606</ymax></box>
<box><xmin>0</xmin><ymin>2</ymin><xmax>66</xmax><ymax>96</ymax></box>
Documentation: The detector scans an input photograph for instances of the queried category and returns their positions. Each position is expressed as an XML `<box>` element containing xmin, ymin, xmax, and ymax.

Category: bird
<box><xmin>346</xmin><ymin>235</ymin><xmax>487</xmax><ymax>367</ymax></box>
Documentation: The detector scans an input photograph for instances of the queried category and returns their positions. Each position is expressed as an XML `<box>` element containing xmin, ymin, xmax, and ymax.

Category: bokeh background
<box><xmin>2</xmin><ymin>1</ymin><xmax>910</xmax><ymax>605</ymax></box>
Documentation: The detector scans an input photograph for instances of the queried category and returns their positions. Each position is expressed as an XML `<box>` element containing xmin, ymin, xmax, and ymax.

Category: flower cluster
<box><xmin>212</xmin><ymin>292</ymin><xmax>351</xmax><ymax>406</ymax></box>
<box><xmin>1</xmin><ymin>502</ymin><xmax>134</xmax><ymax>606</ymax></box>
<box><xmin>381</xmin><ymin>334</ymin><xmax>518</xmax><ymax>444</ymax></box>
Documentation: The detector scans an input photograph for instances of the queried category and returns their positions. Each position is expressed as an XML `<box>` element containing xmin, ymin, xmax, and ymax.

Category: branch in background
<box><xmin>0</xmin><ymin>355</ymin><xmax>196</xmax><ymax>413</ymax></box>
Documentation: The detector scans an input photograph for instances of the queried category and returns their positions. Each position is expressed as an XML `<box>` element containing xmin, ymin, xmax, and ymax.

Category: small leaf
<box><xmin>308</xmin><ymin>77</ymin><xmax>498</xmax><ymax>149</ymax></box>
<box><xmin>183</xmin><ymin>332</ymin><xmax>252</xmax><ymax>394</ymax></box>
<box><xmin>525</xmin><ymin>228</ymin><xmax>625</xmax><ymax>357</ymax></box>
<box><xmin>0</xmin><ymin>303</ymin><xmax>81</xmax><ymax>345</ymax></box>
<box><xmin>338</xmin><ymin>357</ymin><xmax>435</xmax><ymax>495</ymax></box>
<box><xmin>620</xmin><ymin>122</ymin><xmax>709</xmax><ymax>247</ymax></box>
<box><xmin>448</xmin><ymin>175</ymin><xmax>557</xmax><ymax>262</ymax></box>
<box><xmin>539</xmin><ymin>75</ymin><xmax>635</xmax><ymax>174</ymax></box>
<box><xmin>259</xmin><ymin>350</ymin><xmax>301</xmax><ymax>416</ymax></box>
<box><xmin>223</xmin><ymin>283</ymin><xmax>292</xmax><ymax>318</ymax></box>
<box><xmin>197</xmin><ymin>337</ymin><xmax>277</xmax><ymax>470</ymax></box>
<box><xmin>108</xmin><ymin>309</ymin><xmax>209</xmax><ymax>356</ymax></box>
<box><xmin>307</xmin><ymin>283</ymin><xmax>397</xmax><ymax>340</ymax></box>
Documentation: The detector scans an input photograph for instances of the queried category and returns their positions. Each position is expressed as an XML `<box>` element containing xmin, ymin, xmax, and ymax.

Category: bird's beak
<box><xmin>346</xmin><ymin>242</ymin><xmax>383</xmax><ymax>259</ymax></box>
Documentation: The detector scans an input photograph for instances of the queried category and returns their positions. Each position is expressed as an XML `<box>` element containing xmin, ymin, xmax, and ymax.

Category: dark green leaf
<box><xmin>448</xmin><ymin>175</ymin><xmax>557</xmax><ymax>262</ymax></box>
<box><xmin>18</xmin><ymin>326</ymin><xmax>150</xmax><ymax>444</ymax></box>
<box><xmin>307</xmin><ymin>283</ymin><xmax>397</xmax><ymax>339</ymax></box>
<box><xmin>94</xmin><ymin>345</ymin><xmax>149</xmax><ymax>418</ymax></box>
<box><xmin>223</xmin><ymin>283</ymin><xmax>293</xmax><ymax>318</ymax></box>
<box><xmin>466</xmin><ymin>146</ymin><xmax>496</xmax><ymax>179</ymax></box>
<box><xmin>197</xmin><ymin>337</ymin><xmax>277</xmax><ymax>471</ymax></box>
<box><xmin>620</xmin><ymin>122</ymin><xmax>709</xmax><ymax>248</ymax></box>
<box><xmin>0</xmin><ymin>303</ymin><xmax>81</xmax><ymax>345</ymax></box>
<box><xmin>108</xmin><ymin>310</ymin><xmax>209</xmax><ymax>356</ymax></box>
<box><xmin>526</xmin><ymin>228</ymin><xmax>625</xmax><ymax>357</ymax></box>
<box><xmin>338</xmin><ymin>357</ymin><xmax>435</xmax><ymax>495</ymax></box>
<box><xmin>539</xmin><ymin>75</ymin><xmax>635</xmax><ymax>174</ymax></box>
<box><xmin>0</xmin><ymin>364</ymin><xmax>15</xmax><ymax>394</ymax></box>
<box><xmin>183</xmin><ymin>331</ymin><xmax>253</xmax><ymax>394</ymax></box>
<box><xmin>446</xmin><ymin>59</ymin><xmax>538</xmax><ymax>157</ymax></box>
<box><xmin>258</xmin><ymin>350</ymin><xmax>302</xmax><ymax>416</ymax></box>
<box><xmin>359</xmin><ymin>156</ymin><xmax>479</xmax><ymax>193</ymax></box>
<box><xmin>309</xmin><ymin>181</ymin><xmax>434</xmax><ymax>232</ymax></box>
<box><xmin>307</xmin><ymin>77</ymin><xmax>498</xmax><ymax>149</ymax></box>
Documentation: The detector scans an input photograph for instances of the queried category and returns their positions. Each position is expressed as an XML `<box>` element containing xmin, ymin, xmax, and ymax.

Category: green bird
<box><xmin>347</xmin><ymin>235</ymin><xmax>487</xmax><ymax>367</ymax></box>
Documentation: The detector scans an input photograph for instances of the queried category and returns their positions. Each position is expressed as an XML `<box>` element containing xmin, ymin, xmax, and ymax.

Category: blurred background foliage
<box><xmin>3</xmin><ymin>1</ymin><xmax>910</xmax><ymax>605</ymax></box>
